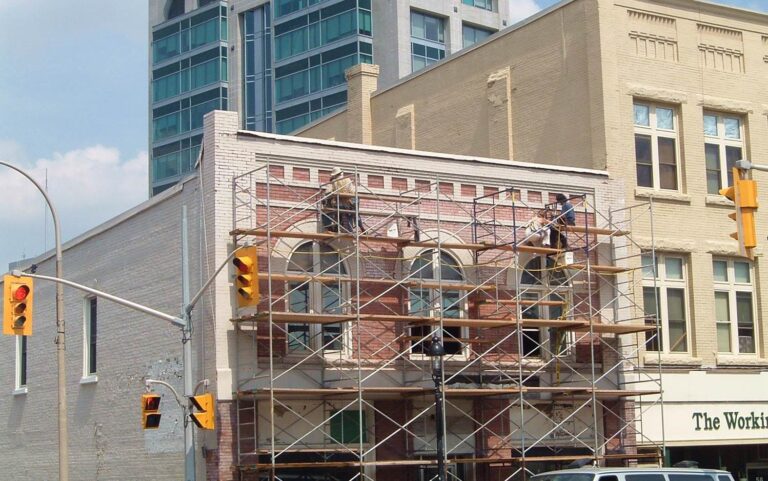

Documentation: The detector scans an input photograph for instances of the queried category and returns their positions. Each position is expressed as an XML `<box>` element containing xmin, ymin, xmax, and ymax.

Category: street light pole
<box><xmin>429</xmin><ymin>334</ymin><xmax>446</xmax><ymax>481</ymax></box>
<box><xmin>0</xmin><ymin>160</ymin><xmax>68</xmax><ymax>481</ymax></box>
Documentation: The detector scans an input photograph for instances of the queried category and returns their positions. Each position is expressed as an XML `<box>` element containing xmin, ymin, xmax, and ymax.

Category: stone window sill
<box><xmin>644</xmin><ymin>353</ymin><xmax>702</xmax><ymax>366</ymax></box>
<box><xmin>716</xmin><ymin>354</ymin><xmax>768</xmax><ymax>367</ymax></box>
<box><xmin>80</xmin><ymin>375</ymin><xmax>98</xmax><ymax>385</ymax></box>
<box><xmin>634</xmin><ymin>187</ymin><xmax>692</xmax><ymax>203</ymax></box>
<box><xmin>705</xmin><ymin>194</ymin><xmax>733</xmax><ymax>207</ymax></box>
<box><xmin>13</xmin><ymin>386</ymin><xmax>28</xmax><ymax>396</ymax></box>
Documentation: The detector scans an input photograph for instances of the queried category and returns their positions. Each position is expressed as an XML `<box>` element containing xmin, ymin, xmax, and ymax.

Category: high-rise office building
<box><xmin>148</xmin><ymin>0</ymin><xmax>509</xmax><ymax>194</ymax></box>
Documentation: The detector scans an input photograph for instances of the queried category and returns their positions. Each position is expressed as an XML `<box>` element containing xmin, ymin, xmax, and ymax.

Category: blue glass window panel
<box><xmin>190</xmin><ymin>58</ymin><xmax>221</xmax><ymax>90</ymax></box>
<box><xmin>153</xmin><ymin>112</ymin><xmax>181</xmax><ymax>141</ymax></box>
<box><xmin>724</xmin><ymin>117</ymin><xmax>740</xmax><ymax>139</ymax></box>
<box><xmin>462</xmin><ymin>24</ymin><xmax>492</xmax><ymax>48</ymax></box>
<box><xmin>412</xmin><ymin>55</ymin><xmax>425</xmax><ymax>71</ymax></box>
<box><xmin>190</xmin><ymin>98</ymin><xmax>220</xmax><ymax>130</ymax></box>
<box><xmin>634</xmin><ymin>103</ymin><xmax>649</xmax><ymax>126</ymax></box>
<box><xmin>703</xmin><ymin>114</ymin><xmax>718</xmax><ymax>136</ymax></box>
<box><xmin>191</xmin><ymin>18</ymin><xmax>219</xmax><ymax>50</ymax></box>
<box><xmin>656</xmin><ymin>107</ymin><xmax>674</xmax><ymax>130</ymax></box>
<box><xmin>322</xmin><ymin>9</ymin><xmax>357</xmax><ymax>44</ymax></box>
<box><xmin>275</xmin><ymin>70</ymin><xmax>310</xmax><ymax>102</ymax></box>
<box><xmin>153</xmin><ymin>33</ymin><xmax>181</xmax><ymax>63</ymax></box>
<box><xmin>359</xmin><ymin>10</ymin><xmax>372</xmax><ymax>36</ymax></box>
<box><xmin>153</xmin><ymin>150</ymin><xmax>181</xmax><ymax>180</ymax></box>
<box><xmin>412</xmin><ymin>43</ymin><xmax>425</xmax><ymax>56</ymax></box>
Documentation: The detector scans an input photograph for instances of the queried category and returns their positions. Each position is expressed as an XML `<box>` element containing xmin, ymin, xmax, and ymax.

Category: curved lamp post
<box><xmin>0</xmin><ymin>161</ymin><xmax>68</xmax><ymax>481</ymax></box>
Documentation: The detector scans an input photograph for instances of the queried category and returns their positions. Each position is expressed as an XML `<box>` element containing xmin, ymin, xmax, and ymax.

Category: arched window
<box><xmin>408</xmin><ymin>250</ymin><xmax>465</xmax><ymax>356</ymax></box>
<box><xmin>286</xmin><ymin>242</ymin><xmax>347</xmax><ymax>353</ymax></box>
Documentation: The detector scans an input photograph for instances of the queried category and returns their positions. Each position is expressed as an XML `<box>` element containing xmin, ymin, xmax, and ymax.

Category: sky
<box><xmin>0</xmin><ymin>0</ymin><xmax>767</xmax><ymax>271</ymax></box>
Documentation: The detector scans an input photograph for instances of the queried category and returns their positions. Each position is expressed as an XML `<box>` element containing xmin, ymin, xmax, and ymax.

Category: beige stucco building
<box><xmin>297</xmin><ymin>0</ymin><xmax>768</xmax><ymax>476</ymax></box>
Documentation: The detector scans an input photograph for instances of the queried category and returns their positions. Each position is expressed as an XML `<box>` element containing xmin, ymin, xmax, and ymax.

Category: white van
<box><xmin>531</xmin><ymin>468</ymin><xmax>736</xmax><ymax>481</ymax></box>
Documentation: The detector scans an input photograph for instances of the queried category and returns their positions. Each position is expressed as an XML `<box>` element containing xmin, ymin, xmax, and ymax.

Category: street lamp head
<box><xmin>428</xmin><ymin>334</ymin><xmax>445</xmax><ymax>358</ymax></box>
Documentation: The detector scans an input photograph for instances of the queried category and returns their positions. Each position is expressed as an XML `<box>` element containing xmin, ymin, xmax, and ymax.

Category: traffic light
<box><xmin>720</xmin><ymin>167</ymin><xmax>758</xmax><ymax>257</ymax></box>
<box><xmin>233</xmin><ymin>246</ymin><xmax>259</xmax><ymax>308</ymax></box>
<box><xmin>3</xmin><ymin>275</ymin><xmax>34</xmax><ymax>336</ymax></box>
<box><xmin>142</xmin><ymin>393</ymin><xmax>162</xmax><ymax>430</ymax></box>
<box><xmin>189</xmin><ymin>392</ymin><xmax>215</xmax><ymax>430</ymax></box>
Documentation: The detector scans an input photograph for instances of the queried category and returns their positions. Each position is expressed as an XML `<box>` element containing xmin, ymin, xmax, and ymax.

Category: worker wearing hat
<box><xmin>323</xmin><ymin>167</ymin><xmax>364</xmax><ymax>233</ymax></box>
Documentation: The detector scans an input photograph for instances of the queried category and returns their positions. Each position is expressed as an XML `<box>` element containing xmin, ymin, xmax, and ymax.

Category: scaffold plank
<box><xmin>565</xmin><ymin>225</ymin><xmax>630</xmax><ymax>236</ymax></box>
<box><xmin>566</xmin><ymin>264</ymin><xmax>631</xmax><ymax>274</ymax></box>
<box><xmin>259</xmin><ymin>273</ymin><xmax>496</xmax><ymax>291</ymax></box>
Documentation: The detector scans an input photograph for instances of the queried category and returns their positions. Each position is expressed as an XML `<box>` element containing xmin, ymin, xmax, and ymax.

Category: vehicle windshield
<box><xmin>532</xmin><ymin>473</ymin><xmax>595</xmax><ymax>481</ymax></box>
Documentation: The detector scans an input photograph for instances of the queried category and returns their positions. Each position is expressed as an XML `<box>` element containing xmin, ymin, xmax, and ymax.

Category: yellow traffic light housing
<box><xmin>189</xmin><ymin>392</ymin><xmax>215</xmax><ymax>430</ymax></box>
<box><xmin>3</xmin><ymin>275</ymin><xmax>34</xmax><ymax>336</ymax></box>
<box><xmin>142</xmin><ymin>393</ymin><xmax>162</xmax><ymax>430</ymax></box>
<box><xmin>233</xmin><ymin>246</ymin><xmax>259</xmax><ymax>308</ymax></box>
<box><xmin>720</xmin><ymin>167</ymin><xmax>758</xmax><ymax>258</ymax></box>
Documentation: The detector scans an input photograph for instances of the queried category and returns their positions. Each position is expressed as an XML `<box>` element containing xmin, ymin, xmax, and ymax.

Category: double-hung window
<box><xmin>713</xmin><ymin>259</ymin><xmax>755</xmax><ymax>354</ymax></box>
<box><xmin>462</xmin><ymin>24</ymin><xmax>494</xmax><ymax>48</ymax></box>
<box><xmin>642</xmin><ymin>253</ymin><xmax>689</xmax><ymax>353</ymax></box>
<box><xmin>408</xmin><ymin>250</ymin><xmax>465</xmax><ymax>357</ymax></box>
<box><xmin>16</xmin><ymin>336</ymin><xmax>27</xmax><ymax>391</ymax></box>
<box><xmin>287</xmin><ymin>242</ymin><xmax>347</xmax><ymax>354</ymax></box>
<box><xmin>704</xmin><ymin>112</ymin><xmax>745</xmax><ymax>194</ymax></box>
<box><xmin>84</xmin><ymin>297</ymin><xmax>97</xmax><ymax>378</ymax></box>
<box><xmin>410</xmin><ymin>11</ymin><xmax>446</xmax><ymax>72</ymax></box>
<box><xmin>634</xmin><ymin>102</ymin><xmax>681</xmax><ymax>191</ymax></box>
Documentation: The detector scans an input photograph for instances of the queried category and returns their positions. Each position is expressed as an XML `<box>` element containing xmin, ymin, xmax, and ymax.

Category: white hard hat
<box><xmin>330</xmin><ymin>167</ymin><xmax>343</xmax><ymax>178</ymax></box>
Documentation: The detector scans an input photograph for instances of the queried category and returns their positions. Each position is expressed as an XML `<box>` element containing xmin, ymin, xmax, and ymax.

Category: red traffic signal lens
<box><xmin>144</xmin><ymin>395</ymin><xmax>161</xmax><ymax>411</ymax></box>
<box><xmin>233</xmin><ymin>258</ymin><xmax>248</xmax><ymax>273</ymax></box>
<box><xmin>13</xmin><ymin>285</ymin><xmax>30</xmax><ymax>301</ymax></box>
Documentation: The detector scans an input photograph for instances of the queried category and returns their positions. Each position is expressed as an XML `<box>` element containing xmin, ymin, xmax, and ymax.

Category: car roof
<box><xmin>533</xmin><ymin>468</ymin><xmax>731</xmax><ymax>476</ymax></box>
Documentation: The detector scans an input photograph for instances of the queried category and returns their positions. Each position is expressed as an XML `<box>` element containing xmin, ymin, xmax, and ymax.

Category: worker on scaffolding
<box><xmin>523</xmin><ymin>210</ymin><xmax>551</xmax><ymax>247</ymax></box>
<box><xmin>548</xmin><ymin>193</ymin><xmax>576</xmax><ymax>249</ymax></box>
<box><xmin>322</xmin><ymin>167</ymin><xmax>365</xmax><ymax>233</ymax></box>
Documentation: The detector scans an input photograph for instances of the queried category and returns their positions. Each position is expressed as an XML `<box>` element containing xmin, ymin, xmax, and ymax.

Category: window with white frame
<box><xmin>286</xmin><ymin>242</ymin><xmax>347</xmax><ymax>354</ymax></box>
<box><xmin>634</xmin><ymin>102</ymin><xmax>681</xmax><ymax>191</ymax></box>
<box><xmin>713</xmin><ymin>258</ymin><xmax>755</xmax><ymax>354</ymax></box>
<box><xmin>410</xmin><ymin>11</ymin><xmax>446</xmax><ymax>73</ymax></box>
<box><xmin>84</xmin><ymin>297</ymin><xmax>97</xmax><ymax>376</ymax></box>
<box><xmin>16</xmin><ymin>335</ymin><xmax>27</xmax><ymax>390</ymax></box>
<box><xmin>408</xmin><ymin>249</ymin><xmax>465</xmax><ymax>356</ymax></box>
<box><xmin>519</xmin><ymin>256</ymin><xmax>569</xmax><ymax>358</ymax></box>
<box><xmin>642</xmin><ymin>253</ymin><xmax>689</xmax><ymax>353</ymax></box>
<box><xmin>704</xmin><ymin>112</ymin><xmax>745</xmax><ymax>195</ymax></box>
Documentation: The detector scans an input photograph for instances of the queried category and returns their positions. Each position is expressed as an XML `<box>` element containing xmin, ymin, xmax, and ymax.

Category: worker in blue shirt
<box><xmin>549</xmin><ymin>193</ymin><xmax>576</xmax><ymax>249</ymax></box>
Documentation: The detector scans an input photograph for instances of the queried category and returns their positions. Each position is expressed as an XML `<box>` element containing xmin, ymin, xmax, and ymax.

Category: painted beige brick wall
<box><xmin>300</xmin><ymin>0</ymin><xmax>768</xmax><ymax>367</ymax></box>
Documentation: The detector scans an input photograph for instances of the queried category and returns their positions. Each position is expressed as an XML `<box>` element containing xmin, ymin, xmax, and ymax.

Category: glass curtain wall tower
<box><xmin>149</xmin><ymin>0</ymin><xmax>508</xmax><ymax>194</ymax></box>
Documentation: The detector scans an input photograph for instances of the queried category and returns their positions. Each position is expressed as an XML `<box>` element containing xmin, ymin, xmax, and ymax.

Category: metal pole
<box><xmin>181</xmin><ymin>206</ymin><xmax>196</xmax><ymax>481</ymax></box>
<box><xmin>430</xmin><ymin>335</ymin><xmax>446</xmax><ymax>481</ymax></box>
<box><xmin>0</xmin><ymin>160</ymin><xmax>68</xmax><ymax>481</ymax></box>
<box><xmin>11</xmin><ymin>271</ymin><xmax>184</xmax><ymax>327</ymax></box>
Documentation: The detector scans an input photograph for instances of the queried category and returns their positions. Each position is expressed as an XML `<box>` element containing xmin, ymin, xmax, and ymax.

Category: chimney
<box><xmin>345</xmin><ymin>63</ymin><xmax>379</xmax><ymax>145</ymax></box>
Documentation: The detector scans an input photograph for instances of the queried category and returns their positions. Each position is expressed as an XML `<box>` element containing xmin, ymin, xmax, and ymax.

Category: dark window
<box><xmin>87</xmin><ymin>298</ymin><xmax>97</xmax><ymax>375</ymax></box>
<box><xmin>626</xmin><ymin>475</ymin><xmax>666</xmax><ymax>481</ymax></box>
<box><xmin>167</xmin><ymin>0</ymin><xmax>185</xmax><ymax>19</ymax></box>
<box><xmin>330</xmin><ymin>410</ymin><xmax>366</xmax><ymax>443</ymax></box>
<box><xmin>19</xmin><ymin>336</ymin><xmax>27</xmax><ymax>387</ymax></box>
<box><xmin>669</xmin><ymin>475</ymin><xmax>715</xmax><ymax>481</ymax></box>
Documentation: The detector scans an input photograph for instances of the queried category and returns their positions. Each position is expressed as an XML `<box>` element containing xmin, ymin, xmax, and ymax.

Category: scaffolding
<box><xmin>229</xmin><ymin>158</ymin><xmax>665</xmax><ymax>481</ymax></box>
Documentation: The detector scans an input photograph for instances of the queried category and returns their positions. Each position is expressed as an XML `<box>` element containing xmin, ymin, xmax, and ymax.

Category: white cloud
<box><xmin>0</xmin><ymin>146</ymin><xmax>148</xmax><ymax>268</ymax></box>
<box><xmin>508</xmin><ymin>0</ymin><xmax>546</xmax><ymax>24</ymax></box>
